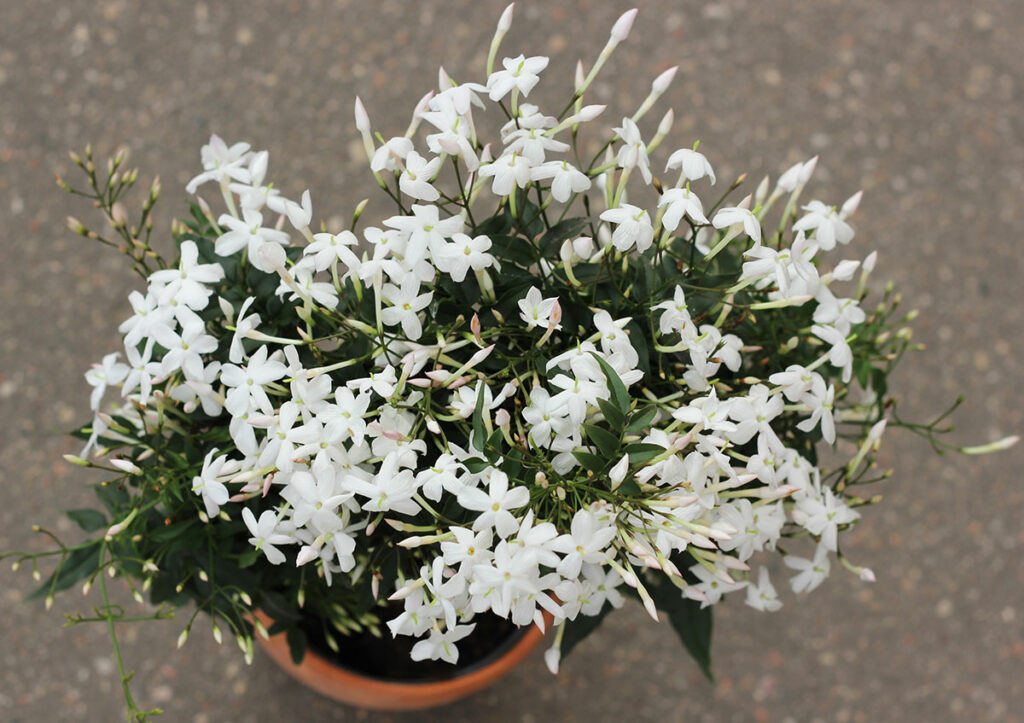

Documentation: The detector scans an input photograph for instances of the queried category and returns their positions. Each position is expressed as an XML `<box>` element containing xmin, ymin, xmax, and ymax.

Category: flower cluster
<box><xmin>23</xmin><ymin>11</ymin><xmax>1011</xmax><ymax>719</ymax></box>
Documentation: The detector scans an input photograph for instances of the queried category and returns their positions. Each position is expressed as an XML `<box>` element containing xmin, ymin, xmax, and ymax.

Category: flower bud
<box><xmin>110</xmin><ymin>458</ymin><xmax>142</xmax><ymax>475</ymax></box>
<box><xmin>353</xmin><ymin>97</ymin><xmax>371</xmax><ymax>133</ymax></box>
<box><xmin>651</xmin><ymin>65</ymin><xmax>678</xmax><ymax>95</ymax></box>
<box><xmin>497</xmin><ymin>2</ymin><xmax>515</xmax><ymax>32</ymax></box>
<box><xmin>609</xmin><ymin>8</ymin><xmax>639</xmax><ymax>46</ymax></box>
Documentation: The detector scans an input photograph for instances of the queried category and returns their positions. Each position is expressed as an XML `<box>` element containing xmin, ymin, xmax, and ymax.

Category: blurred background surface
<box><xmin>1</xmin><ymin>1</ymin><xmax>1021</xmax><ymax>721</ymax></box>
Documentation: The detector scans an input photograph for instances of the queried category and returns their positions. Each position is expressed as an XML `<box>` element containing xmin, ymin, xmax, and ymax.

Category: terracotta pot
<box><xmin>252</xmin><ymin>610</ymin><xmax>546</xmax><ymax>711</ymax></box>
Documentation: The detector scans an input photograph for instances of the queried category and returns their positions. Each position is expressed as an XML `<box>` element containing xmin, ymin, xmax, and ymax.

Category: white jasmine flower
<box><xmin>712</xmin><ymin>206</ymin><xmax>762</xmax><ymax>245</ymax></box>
<box><xmin>486</xmin><ymin>54</ymin><xmax>549</xmax><ymax>100</ymax></box>
<box><xmin>793</xmin><ymin>200</ymin><xmax>854</xmax><ymax>251</ymax></box>
<box><xmin>613</xmin><ymin>117</ymin><xmax>652</xmax><ymax>184</ymax></box>
<box><xmin>658</xmin><ymin>187</ymin><xmax>709</xmax><ymax>231</ymax></box>
<box><xmin>152</xmin><ymin>311</ymin><xmax>218</xmax><ymax>380</ymax></box>
<box><xmin>812</xmin><ymin>324</ymin><xmax>853</xmax><ymax>383</ymax></box>
<box><xmin>304</xmin><ymin>230</ymin><xmax>358</xmax><ymax>272</ymax></box>
<box><xmin>186</xmin><ymin>135</ymin><xmax>251</xmax><ymax>193</ymax></box>
<box><xmin>215</xmin><ymin>208</ymin><xmax>291</xmax><ymax>272</ymax></box>
<box><xmin>530</xmin><ymin>160</ymin><xmax>591</xmax><ymax>203</ymax></box>
<box><xmin>457</xmin><ymin>469</ymin><xmax>530</xmax><ymax>538</ymax></box>
<box><xmin>550</xmin><ymin>509</ymin><xmax>618</xmax><ymax>579</ymax></box>
<box><xmin>370</xmin><ymin>136</ymin><xmax>414</xmax><ymax>173</ymax></box>
<box><xmin>399</xmin><ymin>151</ymin><xmax>441</xmax><ymax>202</ymax></box>
<box><xmin>119</xmin><ymin>290</ymin><xmax>174</xmax><ymax>348</ymax></box>
<box><xmin>600</xmin><ymin>204</ymin><xmax>654</xmax><ymax>252</ymax></box>
<box><xmin>432</xmin><ymin>233</ymin><xmax>498</xmax><ymax>282</ymax></box>
<box><xmin>85</xmin><ymin>352</ymin><xmax>129</xmax><ymax>411</ymax></box>
<box><xmin>479</xmin><ymin>152</ymin><xmax>533</xmax><ymax>197</ymax></box>
<box><xmin>241</xmin><ymin>508</ymin><xmax>295</xmax><ymax>565</ymax></box>
<box><xmin>380</xmin><ymin>276</ymin><xmax>432</xmax><ymax>341</ymax></box>
<box><xmin>785</xmin><ymin>543</ymin><xmax>832</xmax><ymax>593</ymax></box>
<box><xmin>792</xmin><ymin>486</ymin><xmax>859</xmax><ymax>550</ymax></box>
<box><xmin>191</xmin><ymin>449</ymin><xmax>237</xmax><ymax>518</ymax></box>
<box><xmin>147</xmin><ymin>241</ymin><xmax>224</xmax><ymax>311</ymax></box>
<box><xmin>518</xmin><ymin>287</ymin><xmax>562</xmax><ymax>330</ymax></box>
<box><xmin>745</xmin><ymin>568</ymin><xmax>782</xmax><ymax>611</ymax></box>
<box><xmin>665</xmin><ymin>147</ymin><xmax>716</xmax><ymax>185</ymax></box>
<box><xmin>410</xmin><ymin>623</ymin><xmax>476</xmax><ymax>665</ymax></box>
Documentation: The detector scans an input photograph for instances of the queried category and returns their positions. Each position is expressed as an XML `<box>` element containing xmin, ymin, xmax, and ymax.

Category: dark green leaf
<box><xmin>572</xmin><ymin>451</ymin><xmax>607</xmax><ymax>473</ymax></box>
<box><xmin>28</xmin><ymin>541</ymin><xmax>103</xmax><ymax>601</ymax></box>
<box><xmin>66</xmin><ymin>509</ymin><xmax>107</xmax><ymax>532</ymax></box>
<box><xmin>286</xmin><ymin>626</ymin><xmax>308</xmax><ymax>665</ymax></box>
<box><xmin>538</xmin><ymin>217</ymin><xmax>589</xmax><ymax>255</ymax></box>
<box><xmin>582</xmin><ymin>424</ymin><xmax>620</xmax><ymax>458</ymax></box>
<box><xmin>625</xmin><ymin>405</ymin><xmax>658</xmax><ymax>434</ymax></box>
<box><xmin>640</xmin><ymin>571</ymin><xmax>714</xmax><ymax>680</ymax></box>
<box><xmin>589</xmin><ymin>352</ymin><xmax>630</xmax><ymax>413</ymax></box>
<box><xmin>560</xmin><ymin>601</ymin><xmax>615</xmax><ymax>661</ymax></box>
<box><xmin>596</xmin><ymin>398</ymin><xmax>626</xmax><ymax>432</ymax></box>
<box><xmin>625</xmin><ymin>442</ymin><xmax>666</xmax><ymax>464</ymax></box>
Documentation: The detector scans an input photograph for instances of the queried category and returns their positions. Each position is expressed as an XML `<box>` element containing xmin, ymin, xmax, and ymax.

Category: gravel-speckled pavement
<box><xmin>1</xmin><ymin>2</ymin><xmax>1022</xmax><ymax>721</ymax></box>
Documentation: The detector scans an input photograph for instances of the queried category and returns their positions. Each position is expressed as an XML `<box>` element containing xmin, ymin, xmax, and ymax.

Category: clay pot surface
<box><xmin>252</xmin><ymin>610</ymin><xmax>546</xmax><ymax>711</ymax></box>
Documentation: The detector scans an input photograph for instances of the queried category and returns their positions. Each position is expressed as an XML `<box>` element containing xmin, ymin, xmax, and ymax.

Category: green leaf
<box><xmin>560</xmin><ymin>601</ymin><xmax>615</xmax><ymax>661</ymax></box>
<box><xmin>582</xmin><ymin>424</ymin><xmax>620</xmax><ymax>458</ymax></box>
<box><xmin>286</xmin><ymin>625</ymin><xmax>308</xmax><ymax>665</ymax></box>
<box><xmin>538</xmin><ymin>217</ymin><xmax>589</xmax><ymax>255</ymax></box>
<box><xmin>641</xmin><ymin>572</ymin><xmax>714</xmax><ymax>680</ymax></box>
<box><xmin>596</xmin><ymin>398</ymin><xmax>626</xmax><ymax>432</ymax></box>
<box><xmin>28</xmin><ymin>540</ymin><xmax>103</xmax><ymax>601</ymax></box>
<box><xmin>625</xmin><ymin>405</ymin><xmax>658</xmax><ymax>434</ymax></box>
<box><xmin>588</xmin><ymin>352</ymin><xmax>631</xmax><ymax>413</ymax></box>
<box><xmin>573</xmin><ymin>451</ymin><xmax>607</xmax><ymax>473</ymax></box>
<box><xmin>66</xmin><ymin>509</ymin><xmax>107</xmax><ymax>532</ymax></box>
<box><xmin>471</xmin><ymin>381</ymin><xmax>487</xmax><ymax>453</ymax></box>
<box><xmin>624</xmin><ymin>442</ymin><xmax>666</xmax><ymax>464</ymax></box>
<box><xmin>94</xmin><ymin>482</ymin><xmax>130</xmax><ymax>516</ymax></box>
<box><xmin>237</xmin><ymin>547</ymin><xmax>260</xmax><ymax>569</ymax></box>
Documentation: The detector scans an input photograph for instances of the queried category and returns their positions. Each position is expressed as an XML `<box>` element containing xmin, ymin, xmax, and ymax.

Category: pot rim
<box><xmin>252</xmin><ymin>609</ymin><xmax>549</xmax><ymax>710</ymax></box>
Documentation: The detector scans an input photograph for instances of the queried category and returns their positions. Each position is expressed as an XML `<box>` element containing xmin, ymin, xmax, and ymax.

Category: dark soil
<box><xmin>300</xmin><ymin>612</ymin><xmax>525</xmax><ymax>682</ymax></box>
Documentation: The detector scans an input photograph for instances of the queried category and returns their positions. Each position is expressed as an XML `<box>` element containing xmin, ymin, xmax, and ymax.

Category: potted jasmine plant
<box><xmin>5</xmin><ymin>5</ymin><xmax>1015</xmax><ymax>720</ymax></box>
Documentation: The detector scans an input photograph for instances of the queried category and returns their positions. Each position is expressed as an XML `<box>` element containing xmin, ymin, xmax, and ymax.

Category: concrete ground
<box><xmin>1</xmin><ymin>1</ymin><xmax>1022</xmax><ymax>721</ymax></box>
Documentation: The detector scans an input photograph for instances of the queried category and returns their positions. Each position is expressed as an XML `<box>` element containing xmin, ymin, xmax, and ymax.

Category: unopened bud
<box><xmin>354</xmin><ymin>97</ymin><xmax>371</xmax><ymax>133</ymax></box>
<box><xmin>651</xmin><ymin>65</ymin><xmax>678</xmax><ymax>95</ymax></box>
<box><xmin>609</xmin><ymin>8</ymin><xmax>639</xmax><ymax>45</ymax></box>
<box><xmin>496</xmin><ymin>2</ymin><xmax>514</xmax><ymax>32</ymax></box>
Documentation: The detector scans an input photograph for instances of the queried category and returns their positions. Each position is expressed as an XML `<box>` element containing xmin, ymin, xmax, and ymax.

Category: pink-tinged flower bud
<box><xmin>651</xmin><ymin>65</ymin><xmax>678</xmax><ymax>94</ymax></box>
<box><xmin>859</xmin><ymin>567</ymin><xmax>876</xmax><ymax>583</ymax></box>
<box><xmin>497</xmin><ymin>2</ymin><xmax>515</xmax><ymax>33</ymax></box>
<box><xmin>438</xmin><ymin>65</ymin><xmax>452</xmax><ymax>89</ymax></box>
<box><xmin>371</xmin><ymin>574</ymin><xmax>380</xmax><ymax>600</ymax></box>
<box><xmin>470</xmin><ymin>312</ymin><xmax>483</xmax><ymax>343</ymax></box>
<box><xmin>468</xmin><ymin>343</ymin><xmax>495</xmax><ymax>367</ymax></box>
<box><xmin>799</xmin><ymin>155</ymin><xmax>818</xmax><ymax>184</ymax></box>
<box><xmin>354</xmin><ymin>97</ymin><xmax>371</xmax><ymax>133</ymax></box>
<box><xmin>296</xmin><ymin>546</ymin><xmax>320</xmax><ymax>566</ymax></box>
<box><xmin>262</xmin><ymin>473</ymin><xmax>274</xmax><ymax>498</ymax></box>
<box><xmin>494</xmin><ymin>409</ymin><xmax>511</xmax><ymax>428</ymax></box>
<box><xmin>574</xmin><ymin>60</ymin><xmax>585</xmax><ymax>91</ymax></box>
<box><xmin>656</xmin><ymin>108</ymin><xmax>674</xmax><ymax>137</ymax></box>
<box><xmin>609</xmin><ymin>8</ymin><xmax>639</xmax><ymax>45</ymax></box>
<box><xmin>575</xmin><ymin>104</ymin><xmax>606</xmax><ymax>122</ymax></box>
<box><xmin>841</xmin><ymin>189</ymin><xmax>863</xmax><ymax>218</ymax></box>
